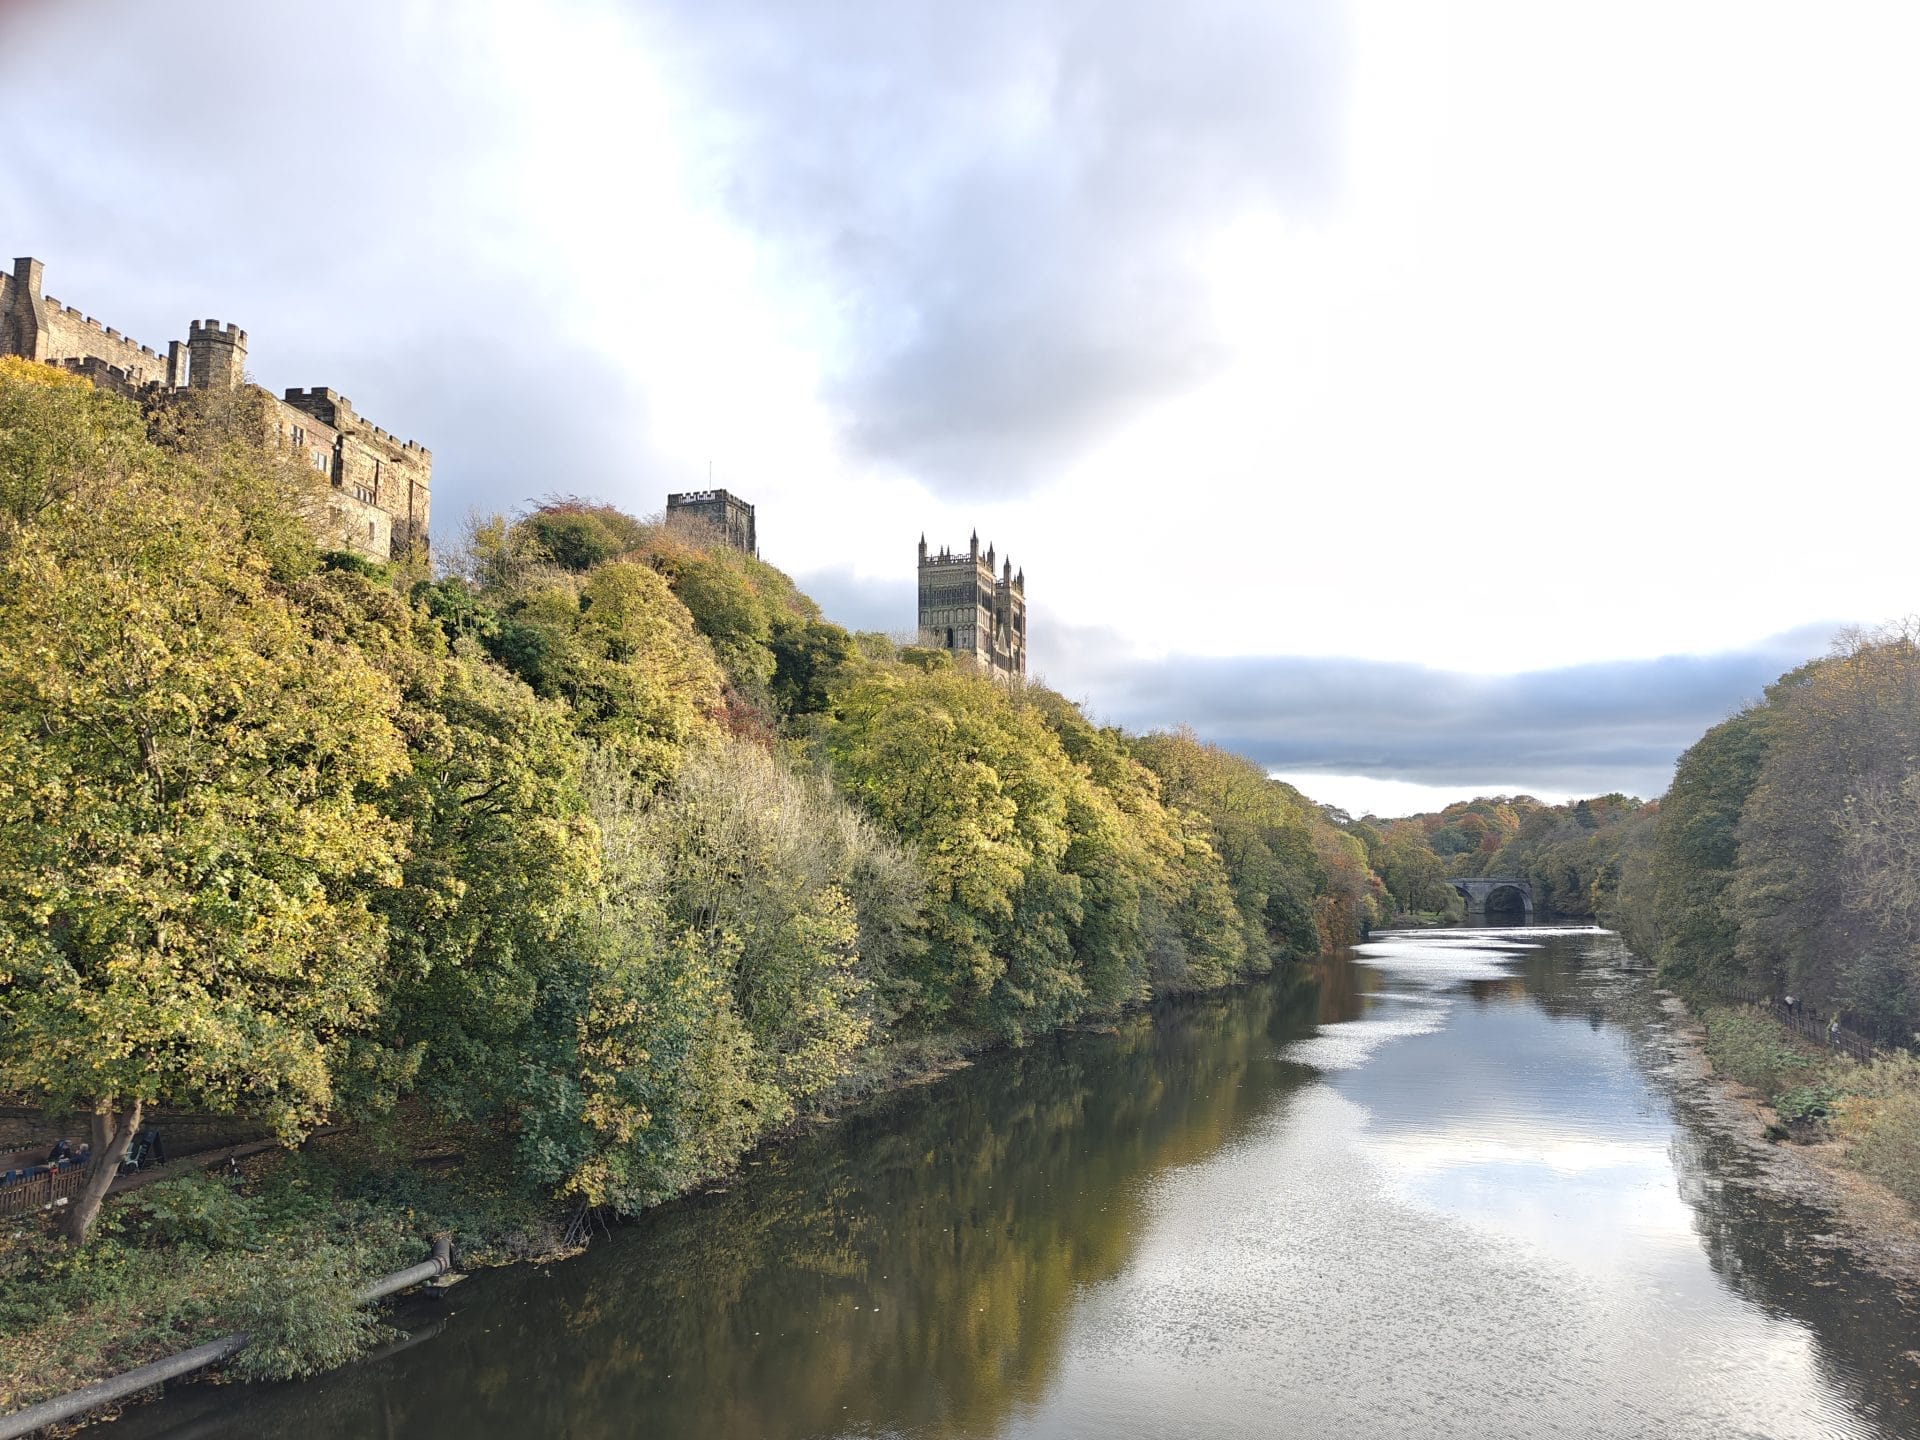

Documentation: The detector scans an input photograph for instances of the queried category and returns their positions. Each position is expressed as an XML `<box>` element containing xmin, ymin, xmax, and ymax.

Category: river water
<box><xmin>116</xmin><ymin>927</ymin><xmax>1920</xmax><ymax>1438</ymax></box>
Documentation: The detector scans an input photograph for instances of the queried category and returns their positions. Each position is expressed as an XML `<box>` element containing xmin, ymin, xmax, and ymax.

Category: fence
<box><xmin>1711</xmin><ymin>983</ymin><xmax>1881</xmax><ymax>1064</ymax></box>
<box><xmin>0</xmin><ymin>1160</ymin><xmax>93</xmax><ymax>1219</ymax></box>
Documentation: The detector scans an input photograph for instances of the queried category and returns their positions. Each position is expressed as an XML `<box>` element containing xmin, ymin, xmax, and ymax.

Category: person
<box><xmin>1829</xmin><ymin>1015</ymin><xmax>1841</xmax><ymax>1046</ymax></box>
<box><xmin>46</xmin><ymin>1137</ymin><xmax>72</xmax><ymax>1163</ymax></box>
<box><xmin>1783</xmin><ymin>994</ymin><xmax>1798</xmax><ymax>1015</ymax></box>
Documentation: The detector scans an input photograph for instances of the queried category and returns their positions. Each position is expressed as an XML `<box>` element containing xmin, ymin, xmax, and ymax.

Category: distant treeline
<box><xmin>1349</xmin><ymin>792</ymin><xmax>1651</xmax><ymax>926</ymax></box>
<box><xmin>1353</xmin><ymin>628</ymin><xmax>1920</xmax><ymax>1047</ymax></box>
<box><xmin>0</xmin><ymin>358</ymin><xmax>1381</xmax><ymax>1243</ymax></box>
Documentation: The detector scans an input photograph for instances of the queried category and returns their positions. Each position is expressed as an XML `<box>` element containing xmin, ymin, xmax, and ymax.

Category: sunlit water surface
<box><xmin>114</xmin><ymin>928</ymin><xmax>1920</xmax><ymax>1438</ymax></box>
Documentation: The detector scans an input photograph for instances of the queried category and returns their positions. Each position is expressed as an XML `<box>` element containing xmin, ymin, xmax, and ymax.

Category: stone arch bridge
<box><xmin>1451</xmin><ymin>877</ymin><xmax>1535</xmax><ymax>919</ymax></box>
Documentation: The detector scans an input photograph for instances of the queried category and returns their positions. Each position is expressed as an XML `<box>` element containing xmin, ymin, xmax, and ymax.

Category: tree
<box><xmin>519</xmin><ymin>499</ymin><xmax>650</xmax><ymax>573</ymax></box>
<box><xmin>489</xmin><ymin>560</ymin><xmax>724</xmax><ymax>786</ymax></box>
<box><xmin>1735</xmin><ymin>634</ymin><xmax>1920</xmax><ymax>1017</ymax></box>
<box><xmin>820</xmin><ymin>667</ymin><xmax>1087</xmax><ymax>1036</ymax></box>
<box><xmin>1651</xmin><ymin>709</ymin><xmax>1769</xmax><ymax>987</ymax></box>
<box><xmin>294</xmin><ymin>564</ymin><xmax>605</xmax><ymax>1117</ymax></box>
<box><xmin>0</xmin><ymin>357</ymin><xmax>144</xmax><ymax>540</ymax></box>
<box><xmin>0</xmin><ymin>373</ymin><xmax>409</xmax><ymax>1242</ymax></box>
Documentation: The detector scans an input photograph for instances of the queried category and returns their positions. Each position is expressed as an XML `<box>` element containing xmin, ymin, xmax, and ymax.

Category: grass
<box><xmin>1832</xmin><ymin>1053</ymin><xmax>1920</xmax><ymax>1211</ymax></box>
<box><xmin>1701</xmin><ymin>1006</ymin><xmax>1831</xmax><ymax>1099</ymax></box>
<box><xmin>1698</xmin><ymin>1005</ymin><xmax>1920</xmax><ymax>1216</ymax></box>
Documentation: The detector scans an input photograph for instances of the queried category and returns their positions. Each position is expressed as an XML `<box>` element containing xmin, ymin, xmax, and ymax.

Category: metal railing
<box><xmin>1710</xmin><ymin>984</ymin><xmax>1881</xmax><ymax>1064</ymax></box>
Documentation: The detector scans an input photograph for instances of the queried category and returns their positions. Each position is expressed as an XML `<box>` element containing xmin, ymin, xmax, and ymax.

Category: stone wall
<box><xmin>284</xmin><ymin>387</ymin><xmax>433</xmax><ymax>549</ymax></box>
<box><xmin>41</xmin><ymin>301</ymin><xmax>171</xmax><ymax>386</ymax></box>
<box><xmin>666</xmin><ymin>488</ymin><xmax>757</xmax><ymax>555</ymax></box>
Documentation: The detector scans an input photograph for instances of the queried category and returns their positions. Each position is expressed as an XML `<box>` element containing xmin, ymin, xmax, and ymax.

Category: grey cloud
<box><xmin>789</xmin><ymin>566</ymin><xmax>916</xmax><ymax>637</ymax></box>
<box><xmin>784</xmin><ymin>570</ymin><xmax>1836</xmax><ymax>802</ymax></box>
<box><xmin>645</xmin><ymin>0</ymin><xmax>1345</xmax><ymax>495</ymax></box>
<box><xmin>3</xmin><ymin>0</ymin><xmax>1342</xmax><ymax>515</ymax></box>
<box><xmin>1041</xmin><ymin>620</ymin><xmax>1838</xmax><ymax>801</ymax></box>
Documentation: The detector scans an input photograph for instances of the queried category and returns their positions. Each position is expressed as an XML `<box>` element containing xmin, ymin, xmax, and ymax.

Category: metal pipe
<box><xmin>353</xmin><ymin>1236</ymin><xmax>452</xmax><ymax>1304</ymax></box>
<box><xmin>0</xmin><ymin>1336</ymin><xmax>248</xmax><ymax>1440</ymax></box>
<box><xmin>0</xmin><ymin>1235</ymin><xmax>452</xmax><ymax>1439</ymax></box>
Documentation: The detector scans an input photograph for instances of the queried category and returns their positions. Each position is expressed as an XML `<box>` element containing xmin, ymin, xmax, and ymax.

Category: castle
<box><xmin>0</xmin><ymin>256</ymin><xmax>429</xmax><ymax>561</ymax></box>
<box><xmin>666</xmin><ymin>488</ymin><xmax>756</xmax><ymax>555</ymax></box>
<box><xmin>918</xmin><ymin>532</ymin><xmax>1027</xmax><ymax>680</ymax></box>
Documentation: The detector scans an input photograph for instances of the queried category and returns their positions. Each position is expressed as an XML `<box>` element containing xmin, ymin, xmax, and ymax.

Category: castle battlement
<box><xmin>665</xmin><ymin>487</ymin><xmax>756</xmax><ymax>555</ymax></box>
<box><xmin>920</xmin><ymin>551</ymin><xmax>990</xmax><ymax>570</ymax></box>
<box><xmin>284</xmin><ymin>385</ymin><xmax>348</xmax><ymax>405</ymax></box>
<box><xmin>188</xmin><ymin>318</ymin><xmax>248</xmax><ymax>344</ymax></box>
<box><xmin>41</xmin><ymin>299</ymin><xmax>164</xmax><ymax>361</ymax></box>
<box><xmin>3</xmin><ymin>254</ymin><xmax>430</xmax><ymax>564</ymax></box>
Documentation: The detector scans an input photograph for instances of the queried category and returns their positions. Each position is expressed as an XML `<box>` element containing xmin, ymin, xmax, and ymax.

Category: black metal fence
<box><xmin>1709</xmin><ymin>983</ymin><xmax>1881</xmax><ymax>1064</ymax></box>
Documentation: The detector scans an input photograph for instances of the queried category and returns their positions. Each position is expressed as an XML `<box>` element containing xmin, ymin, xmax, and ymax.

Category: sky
<box><xmin>3</xmin><ymin>0</ymin><xmax>1915</xmax><ymax>815</ymax></box>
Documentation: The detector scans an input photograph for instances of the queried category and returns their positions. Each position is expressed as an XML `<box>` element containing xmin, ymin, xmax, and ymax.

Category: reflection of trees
<box><xmin>1567</xmin><ymin>928</ymin><xmax>1920</xmax><ymax>1440</ymax></box>
<box><xmin>1305</xmin><ymin>949</ymin><xmax>1363</xmax><ymax>1024</ymax></box>
<box><xmin>1668</xmin><ymin>1109</ymin><xmax>1920</xmax><ymax>1437</ymax></box>
<box><xmin>116</xmin><ymin>971</ymin><xmax>1322</xmax><ymax>1440</ymax></box>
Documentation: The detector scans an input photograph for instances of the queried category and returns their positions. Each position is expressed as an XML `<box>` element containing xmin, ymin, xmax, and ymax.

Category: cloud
<box><xmin>644</xmin><ymin>0</ymin><xmax>1346</xmax><ymax>496</ymax></box>
<box><xmin>788</xmin><ymin>565</ymin><xmax>914</xmax><ymax>637</ymax></box>
<box><xmin>1037</xmin><ymin>619</ymin><xmax>1836</xmax><ymax>805</ymax></box>
<box><xmin>784</xmin><ymin>567</ymin><xmax>1831</xmax><ymax>805</ymax></box>
<box><xmin>0</xmin><ymin>1</ymin><xmax>661</xmax><ymax>523</ymax></box>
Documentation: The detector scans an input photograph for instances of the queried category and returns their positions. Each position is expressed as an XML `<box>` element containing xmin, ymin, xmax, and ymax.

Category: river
<box><xmin>114</xmin><ymin>926</ymin><xmax>1920</xmax><ymax>1438</ymax></box>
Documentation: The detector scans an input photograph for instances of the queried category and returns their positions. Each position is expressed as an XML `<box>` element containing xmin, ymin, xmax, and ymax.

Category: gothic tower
<box><xmin>917</xmin><ymin>531</ymin><xmax>1026</xmax><ymax>679</ymax></box>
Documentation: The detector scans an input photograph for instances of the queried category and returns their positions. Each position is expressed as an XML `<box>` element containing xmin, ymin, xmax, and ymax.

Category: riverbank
<box><xmin>0</xmin><ymin>995</ymin><xmax>1218</xmax><ymax>1421</ymax></box>
<box><xmin>1651</xmin><ymin>992</ymin><xmax>1920</xmax><ymax>1286</ymax></box>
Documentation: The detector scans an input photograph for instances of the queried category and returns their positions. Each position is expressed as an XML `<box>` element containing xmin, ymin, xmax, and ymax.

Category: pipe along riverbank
<box><xmin>0</xmin><ymin>1235</ymin><xmax>453</xmax><ymax>1439</ymax></box>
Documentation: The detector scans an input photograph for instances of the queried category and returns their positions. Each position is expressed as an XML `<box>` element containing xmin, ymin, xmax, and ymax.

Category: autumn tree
<box><xmin>0</xmin><ymin>363</ymin><xmax>410</xmax><ymax>1241</ymax></box>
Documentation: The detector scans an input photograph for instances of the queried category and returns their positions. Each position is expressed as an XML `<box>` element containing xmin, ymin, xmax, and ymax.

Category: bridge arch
<box><xmin>1450</xmin><ymin>876</ymin><xmax>1536</xmax><ymax>920</ymax></box>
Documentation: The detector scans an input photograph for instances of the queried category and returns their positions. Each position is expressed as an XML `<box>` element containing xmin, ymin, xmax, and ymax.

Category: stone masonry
<box><xmin>918</xmin><ymin>532</ymin><xmax>1027</xmax><ymax>680</ymax></box>
<box><xmin>0</xmin><ymin>256</ymin><xmax>430</xmax><ymax>561</ymax></box>
<box><xmin>665</xmin><ymin>488</ymin><xmax>757</xmax><ymax>556</ymax></box>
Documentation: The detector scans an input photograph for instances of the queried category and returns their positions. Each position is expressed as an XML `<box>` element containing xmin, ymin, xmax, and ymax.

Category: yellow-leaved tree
<box><xmin>0</xmin><ymin>361</ymin><xmax>410</xmax><ymax>1241</ymax></box>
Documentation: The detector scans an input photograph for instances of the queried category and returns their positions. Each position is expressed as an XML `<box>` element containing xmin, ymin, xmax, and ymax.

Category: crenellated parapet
<box><xmin>666</xmin><ymin>487</ymin><xmax>756</xmax><ymax>556</ymax></box>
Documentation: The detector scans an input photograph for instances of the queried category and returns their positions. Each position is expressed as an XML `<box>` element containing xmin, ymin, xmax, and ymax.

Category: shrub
<box><xmin>1774</xmin><ymin>1083</ymin><xmax>1844</xmax><ymax>1126</ymax></box>
<box><xmin>220</xmin><ymin>1243</ymin><xmax>392</xmax><ymax>1382</ymax></box>
<box><xmin>1702</xmin><ymin>1007</ymin><xmax>1826</xmax><ymax>1098</ymax></box>
<box><xmin>1834</xmin><ymin>1054</ymin><xmax>1920</xmax><ymax>1209</ymax></box>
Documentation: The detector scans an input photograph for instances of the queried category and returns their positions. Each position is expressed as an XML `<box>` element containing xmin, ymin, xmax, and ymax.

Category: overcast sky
<box><xmin>3</xmin><ymin>1</ymin><xmax>1913</xmax><ymax>814</ymax></box>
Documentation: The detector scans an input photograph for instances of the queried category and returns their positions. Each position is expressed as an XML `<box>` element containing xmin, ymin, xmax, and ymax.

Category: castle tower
<box><xmin>994</xmin><ymin>558</ymin><xmax>1027</xmax><ymax>678</ymax></box>
<box><xmin>918</xmin><ymin>532</ymin><xmax>1026</xmax><ymax>680</ymax></box>
<box><xmin>186</xmin><ymin>319</ymin><xmax>247</xmax><ymax>390</ymax></box>
<box><xmin>1</xmin><ymin>257</ymin><xmax>48</xmax><ymax>360</ymax></box>
<box><xmin>666</xmin><ymin>487</ymin><xmax>757</xmax><ymax>555</ymax></box>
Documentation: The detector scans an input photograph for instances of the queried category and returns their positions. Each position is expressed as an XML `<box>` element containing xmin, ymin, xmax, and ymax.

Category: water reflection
<box><xmin>115</xmin><ymin>932</ymin><xmax>1920</xmax><ymax>1439</ymax></box>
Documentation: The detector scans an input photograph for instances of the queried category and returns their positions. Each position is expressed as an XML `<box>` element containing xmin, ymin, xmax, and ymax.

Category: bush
<box><xmin>1702</xmin><ymin>1007</ymin><xmax>1827</xmax><ymax>1098</ymax></box>
<box><xmin>1774</xmin><ymin>1083</ymin><xmax>1844</xmax><ymax>1126</ymax></box>
<box><xmin>220</xmin><ymin>1243</ymin><xmax>391</xmax><ymax>1382</ymax></box>
<box><xmin>1834</xmin><ymin>1054</ymin><xmax>1920</xmax><ymax>1209</ymax></box>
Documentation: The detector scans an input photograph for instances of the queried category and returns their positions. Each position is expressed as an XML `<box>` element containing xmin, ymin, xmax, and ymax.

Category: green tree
<box><xmin>1735</xmin><ymin>635</ymin><xmax>1920</xmax><ymax>1020</ymax></box>
<box><xmin>490</xmin><ymin>560</ymin><xmax>724</xmax><ymax>786</ymax></box>
<box><xmin>1650</xmin><ymin>709</ymin><xmax>1770</xmax><ymax>987</ymax></box>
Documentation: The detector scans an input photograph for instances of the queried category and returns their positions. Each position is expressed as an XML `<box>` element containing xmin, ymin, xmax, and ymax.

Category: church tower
<box><xmin>917</xmin><ymin>531</ymin><xmax>1025</xmax><ymax>679</ymax></box>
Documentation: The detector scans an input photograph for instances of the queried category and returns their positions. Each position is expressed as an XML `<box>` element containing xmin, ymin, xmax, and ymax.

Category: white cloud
<box><xmin>3</xmin><ymin>0</ymin><xmax>1910</xmax><ymax>806</ymax></box>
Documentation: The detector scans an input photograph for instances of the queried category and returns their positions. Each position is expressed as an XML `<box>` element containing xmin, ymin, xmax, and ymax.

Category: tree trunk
<box><xmin>61</xmin><ymin>1098</ymin><xmax>141</xmax><ymax>1244</ymax></box>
